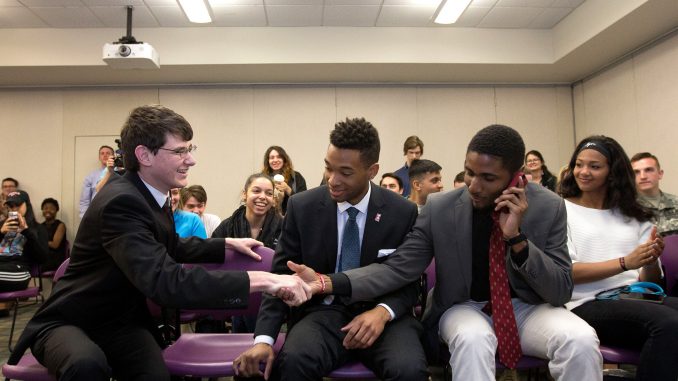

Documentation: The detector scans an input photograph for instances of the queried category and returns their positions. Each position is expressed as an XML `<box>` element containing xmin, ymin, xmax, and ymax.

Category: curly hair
<box><xmin>330</xmin><ymin>117</ymin><xmax>380</xmax><ymax>167</ymax></box>
<box><xmin>262</xmin><ymin>145</ymin><xmax>295</xmax><ymax>184</ymax></box>
<box><xmin>467</xmin><ymin>124</ymin><xmax>525</xmax><ymax>174</ymax></box>
<box><xmin>559</xmin><ymin>135</ymin><xmax>653</xmax><ymax>222</ymax></box>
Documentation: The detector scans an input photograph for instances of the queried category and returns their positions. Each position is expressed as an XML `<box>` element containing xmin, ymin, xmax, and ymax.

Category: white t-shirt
<box><xmin>564</xmin><ymin>200</ymin><xmax>653</xmax><ymax>309</ymax></box>
<box><xmin>200</xmin><ymin>213</ymin><xmax>221</xmax><ymax>237</ymax></box>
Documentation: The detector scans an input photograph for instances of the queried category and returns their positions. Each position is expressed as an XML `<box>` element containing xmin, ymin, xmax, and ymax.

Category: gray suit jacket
<box><xmin>340</xmin><ymin>183</ymin><xmax>573</xmax><ymax>329</ymax></box>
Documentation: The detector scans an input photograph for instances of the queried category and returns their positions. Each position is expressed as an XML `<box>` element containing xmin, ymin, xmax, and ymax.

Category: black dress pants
<box><xmin>572</xmin><ymin>296</ymin><xmax>678</xmax><ymax>381</ymax></box>
<box><xmin>32</xmin><ymin>323</ymin><xmax>169</xmax><ymax>381</ymax></box>
<box><xmin>271</xmin><ymin>308</ymin><xmax>428</xmax><ymax>381</ymax></box>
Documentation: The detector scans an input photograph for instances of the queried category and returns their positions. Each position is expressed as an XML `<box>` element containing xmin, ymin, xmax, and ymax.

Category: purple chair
<box><xmin>2</xmin><ymin>353</ymin><xmax>56</xmax><ymax>381</ymax></box>
<box><xmin>1</xmin><ymin>258</ymin><xmax>70</xmax><ymax>380</ymax></box>
<box><xmin>599</xmin><ymin>345</ymin><xmax>641</xmax><ymax>365</ymax></box>
<box><xmin>328</xmin><ymin>361</ymin><xmax>376</xmax><ymax>379</ymax></box>
<box><xmin>161</xmin><ymin>246</ymin><xmax>276</xmax><ymax>377</ymax></box>
<box><xmin>163</xmin><ymin>333</ymin><xmax>285</xmax><ymax>377</ymax></box>
<box><xmin>661</xmin><ymin>235</ymin><xmax>678</xmax><ymax>295</ymax></box>
<box><xmin>0</xmin><ymin>286</ymin><xmax>41</xmax><ymax>351</ymax></box>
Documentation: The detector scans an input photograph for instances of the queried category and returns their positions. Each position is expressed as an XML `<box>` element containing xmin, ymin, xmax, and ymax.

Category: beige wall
<box><xmin>573</xmin><ymin>32</ymin><xmax>678</xmax><ymax>194</ymax></box>
<box><xmin>0</xmin><ymin>84</ymin><xmax>574</xmax><ymax>241</ymax></box>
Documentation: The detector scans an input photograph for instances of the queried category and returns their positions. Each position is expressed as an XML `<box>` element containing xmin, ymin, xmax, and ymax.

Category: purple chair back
<box><xmin>425</xmin><ymin>259</ymin><xmax>436</xmax><ymax>292</ymax></box>
<box><xmin>52</xmin><ymin>257</ymin><xmax>70</xmax><ymax>283</ymax></box>
<box><xmin>182</xmin><ymin>246</ymin><xmax>274</xmax><ymax>318</ymax></box>
<box><xmin>661</xmin><ymin>235</ymin><xmax>678</xmax><ymax>295</ymax></box>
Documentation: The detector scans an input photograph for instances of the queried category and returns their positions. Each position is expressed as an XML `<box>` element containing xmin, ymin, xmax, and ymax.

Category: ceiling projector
<box><xmin>103</xmin><ymin>42</ymin><xmax>159</xmax><ymax>69</ymax></box>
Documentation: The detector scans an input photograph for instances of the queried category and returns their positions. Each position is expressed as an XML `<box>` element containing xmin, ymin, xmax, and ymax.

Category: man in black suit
<box><xmin>8</xmin><ymin>105</ymin><xmax>310</xmax><ymax>381</ymax></box>
<box><xmin>234</xmin><ymin>118</ymin><xmax>428</xmax><ymax>381</ymax></box>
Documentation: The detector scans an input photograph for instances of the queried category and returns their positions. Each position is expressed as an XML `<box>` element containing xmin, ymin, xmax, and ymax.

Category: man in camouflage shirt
<box><xmin>631</xmin><ymin>152</ymin><xmax>678</xmax><ymax>236</ymax></box>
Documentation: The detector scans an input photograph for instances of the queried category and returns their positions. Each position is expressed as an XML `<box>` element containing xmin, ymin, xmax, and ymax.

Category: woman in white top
<box><xmin>560</xmin><ymin>135</ymin><xmax>678</xmax><ymax>381</ymax></box>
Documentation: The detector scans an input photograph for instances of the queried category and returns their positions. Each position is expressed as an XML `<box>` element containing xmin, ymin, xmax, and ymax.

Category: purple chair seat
<box><xmin>163</xmin><ymin>333</ymin><xmax>284</xmax><ymax>377</ymax></box>
<box><xmin>599</xmin><ymin>345</ymin><xmax>641</xmax><ymax>365</ymax></box>
<box><xmin>2</xmin><ymin>353</ymin><xmax>56</xmax><ymax>381</ymax></box>
<box><xmin>0</xmin><ymin>286</ymin><xmax>41</xmax><ymax>351</ymax></box>
<box><xmin>0</xmin><ymin>287</ymin><xmax>40</xmax><ymax>301</ymax></box>
<box><xmin>328</xmin><ymin>361</ymin><xmax>377</xmax><ymax>379</ymax></box>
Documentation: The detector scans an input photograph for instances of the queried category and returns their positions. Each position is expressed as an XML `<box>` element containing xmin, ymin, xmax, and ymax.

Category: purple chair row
<box><xmin>8</xmin><ymin>236</ymin><xmax>671</xmax><ymax>380</ymax></box>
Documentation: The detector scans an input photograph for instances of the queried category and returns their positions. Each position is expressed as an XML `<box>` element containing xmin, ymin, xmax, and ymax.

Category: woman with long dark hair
<box><xmin>524</xmin><ymin>150</ymin><xmax>556</xmax><ymax>191</ymax></box>
<box><xmin>261</xmin><ymin>146</ymin><xmax>307</xmax><ymax>215</ymax></box>
<box><xmin>561</xmin><ymin>135</ymin><xmax>678</xmax><ymax>381</ymax></box>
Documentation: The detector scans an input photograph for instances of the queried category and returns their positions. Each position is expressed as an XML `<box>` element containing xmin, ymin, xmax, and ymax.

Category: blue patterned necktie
<box><xmin>339</xmin><ymin>207</ymin><xmax>360</xmax><ymax>272</ymax></box>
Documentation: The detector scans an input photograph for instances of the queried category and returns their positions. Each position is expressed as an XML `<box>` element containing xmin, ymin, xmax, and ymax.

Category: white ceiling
<box><xmin>0</xmin><ymin>0</ymin><xmax>586</xmax><ymax>29</ymax></box>
<box><xmin>1</xmin><ymin>0</ymin><xmax>678</xmax><ymax>87</ymax></box>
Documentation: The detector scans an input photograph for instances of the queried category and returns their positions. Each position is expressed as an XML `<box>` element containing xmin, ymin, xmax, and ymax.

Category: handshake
<box><xmin>258</xmin><ymin>261</ymin><xmax>326</xmax><ymax>307</ymax></box>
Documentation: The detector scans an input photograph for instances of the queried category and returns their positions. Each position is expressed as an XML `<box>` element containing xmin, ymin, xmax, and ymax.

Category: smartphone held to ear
<box><xmin>499</xmin><ymin>172</ymin><xmax>527</xmax><ymax>214</ymax></box>
<box><xmin>507</xmin><ymin>172</ymin><xmax>526</xmax><ymax>189</ymax></box>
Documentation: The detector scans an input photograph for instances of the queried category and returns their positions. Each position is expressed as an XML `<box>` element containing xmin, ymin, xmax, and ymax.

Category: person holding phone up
<box><xmin>561</xmin><ymin>136</ymin><xmax>678</xmax><ymax>381</ymax></box>
<box><xmin>0</xmin><ymin>191</ymin><xmax>48</xmax><ymax>292</ymax></box>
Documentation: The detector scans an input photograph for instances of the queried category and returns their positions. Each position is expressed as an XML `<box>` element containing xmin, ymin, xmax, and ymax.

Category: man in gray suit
<box><xmin>298</xmin><ymin>125</ymin><xmax>602</xmax><ymax>380</ymax></box>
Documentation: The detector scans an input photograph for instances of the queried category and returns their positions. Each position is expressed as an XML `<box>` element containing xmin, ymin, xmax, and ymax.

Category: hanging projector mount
<box><xmin>102</xmin><ymin>6</ymin><xmax>159</xmax><ymax>69</ymax></box>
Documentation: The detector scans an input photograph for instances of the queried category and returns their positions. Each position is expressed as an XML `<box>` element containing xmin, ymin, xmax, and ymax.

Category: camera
<box><xmin>113</xmin><ymin>139</ymin><xmax>125</xmax><ymax>171</ymax></box>
<box><xmin>8</xmin><ymin>211</ymin><xmax>18</xmax><ymax>220</ymax></box>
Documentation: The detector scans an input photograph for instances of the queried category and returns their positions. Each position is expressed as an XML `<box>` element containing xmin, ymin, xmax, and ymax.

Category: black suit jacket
<box><xmin>254</xmin><ymin>184</ymin><xmax>420</xmax><ymax>340</ymax></box>
<box><xmin>9</xmin><ymin>171</ymin><xmax>251</xmax><ymax>364</ymax></box>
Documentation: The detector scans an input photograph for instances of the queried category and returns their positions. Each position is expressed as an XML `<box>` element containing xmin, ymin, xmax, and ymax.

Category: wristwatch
<box><xmin>503</xmin><ymin>232</ymin><xmax>527</xmax><ymax>246</ymax></box>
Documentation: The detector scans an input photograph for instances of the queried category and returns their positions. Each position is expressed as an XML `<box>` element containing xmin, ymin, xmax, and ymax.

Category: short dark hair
<box><xmin>408</xmin><ymin>159</ymin><xmax>442</xmax><ymax>181</ymax></box>
<box><xmin>630</xmin><ymin>152</ymin><xmax>661</xmax><ymax>170</ymax></box>
<box><xmin>403</xmin><ymin>136</ymin><xmax>424</xmax><ymax>155</ymax></box>
<box><xmin>454</xmin><ymin>171</ymin><xmax>465</xmax><ymax>183</ymax></box>
<box><xmin>380</xmin><ymin>172</ymin><xmax>403</xmax><ymax>189</ymax></box>
<box><xmin>2</xmin><ymin>177</ymin><xmax>18</xmax><ymax>187</ymax></box>
<box><xmin>560</xmin><ymin>135</ymin><xmax>653</xmax><ymax>222</ymax></box>
<box><xmin>181</xmin><ymin>185</ymin><xmax>208</xmax><ymax>205</ymax></box>
<box><xmin>330</xmin><ymin>117</ymin><xmax>380</xmax><ymax>167</ymax></box>
<box><xmin>99</xmin><ymin>145</ymin><xmax>114</xmax><ymax>154</ymax></box>
<box><xmin>41</xmin><ymin>197</ymin><xmax>59</xmax><ymax>211</ymax></box>
<box><xmin>467</xmin><ymin>124</ymin><xmax>525</xmax><ymax>174</ymax></box>
<box><xmin>120</xmin><ymin>105</ymin><xmax>193</xmax><ymax>172</ymax></box>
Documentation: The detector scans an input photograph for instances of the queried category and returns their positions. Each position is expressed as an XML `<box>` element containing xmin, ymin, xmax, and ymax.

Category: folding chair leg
<box><xmin>8</xmin><ymin>299</ymin><xmax>18</xmax><ymax>352</ymax></box>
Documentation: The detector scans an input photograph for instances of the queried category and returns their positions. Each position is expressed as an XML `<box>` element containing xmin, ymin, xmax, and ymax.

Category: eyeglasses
<box><xmin>526</xmin><ymin>159</ymin><xmax>541</xmax><ymax>164</ymax></box>
<box><xmin>158</xmin><ymin>144</ymin><xmax>197</xmax><ymax>158</ymax></box>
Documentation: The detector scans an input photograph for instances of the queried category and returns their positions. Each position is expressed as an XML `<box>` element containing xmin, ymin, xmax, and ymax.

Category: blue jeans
<box><xmin>572</xmin><ymin>297</ymin><xmax>678</xmax><ymax>381</ymax></box>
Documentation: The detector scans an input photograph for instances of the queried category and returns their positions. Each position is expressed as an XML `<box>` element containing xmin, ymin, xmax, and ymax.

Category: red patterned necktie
<box><xmin>484</xmin><ymin>211</ymin><xmax>522</xmax><ymax>369</ymax></box>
